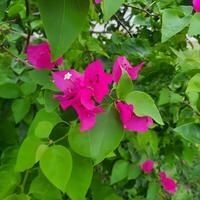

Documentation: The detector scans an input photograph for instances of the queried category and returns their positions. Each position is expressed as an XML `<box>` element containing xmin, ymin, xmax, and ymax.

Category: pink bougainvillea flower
<box><xmin>52</xmin><ymin>70</ymin><xmax>84</xmax><ymax>109</ymax></box>
<box><xmin>84</xmin><ymin>60</ymin><xmax>112</xmax><ymax>103</ymax></box>
<box><xmin>95</xmin><ymin>0</ymin><xmax>103</xmax><ymax>4</ymax></box>
<box><xmin>112</xmin><ymin>56</ymin><xmax>144</xmax><ymax>83</ymax></box>
<box><xmin>73</xmin><ymin>102</ymin><xmax>104</xmax><ymax>132</ymax></box>
<box><xmin>141</xmin><ymin>160</ymin><xmax>154</xmax><ymax>173</ymax></box>
<box><xmin>116</xmin><ymin>101</ymin><xmax>153</xmax><ymax>133</ymax></box>
<box><xmin>52</xmin><ymin>60</ymin><xmax>111</xmax><ymax>132</ymax></box>
<box><xmin>193</xmin><ymin>0</ymin><xmax>200</xmax><ymax>12</ymax></box>
<box><xmin>159</xmin><ymin>172</ymin><xmax>177</xmax><ymax>193</ymax></box>
<box><xmin>27</xmin><ymin>42</ymin><xmax>64</xmax><ymax>70</ymax></box>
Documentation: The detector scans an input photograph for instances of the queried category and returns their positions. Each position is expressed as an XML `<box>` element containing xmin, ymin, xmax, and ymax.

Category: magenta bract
<box><xmin>53</xmin><ymin>60</ymin><xmax>112</xmax><ymax>132</ymax></box>
<box><xmin>27</xmin><ymin>42</ymin><xmax>63</xmax><ymax>70</ymax></box>
<box><xmin>112</xmin><ymin>56</ymin><xmax>144</xmax><ymax>83</ymax></box>
<box><xmin>95</xmin><ymin>0</ymin><xmax>103</xmax><ymax>4</ymax></box>
<box><xmin>141</xmin><ymin>160</ymin><xmax>154</xmax><ymax>173</ymax></box>
<box><xmin>193</xmin><ymin>0</ymin><xmax>200</xmax><ymax>12</ymax></box>
<box><xmin>116</xmin><ymin>101</ymin><xmax>153</xmax><ymax>133</ymax></box>
<box><xmin>159</xmin><ymin>171</ymin><xmax>177</xmax><ymax>193</ymax></box>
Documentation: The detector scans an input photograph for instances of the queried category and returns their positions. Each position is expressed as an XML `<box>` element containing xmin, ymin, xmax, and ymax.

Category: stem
<box><xmin>123</xmin><ymin>3</ymin><xmax>157</xmax><ymax>17</ymax></box>
<box><xmin>53</xmin><ymin>134</ymin><xmax>68</xmax><ymax>144</ymax></box>
<box><xmin>114</xmin><ymin>14</ymin><xmax>132</xmax><ymax>37</ymax></box>
<box><xmin>21</xmin><ymin>170</ymin><xmax>29</xmax><ymax>193</ymax></box>
<box><xmin>25</xmin><ymin>0</ymin><xmax>31</xmax><ymax>48</ymax></box>
<box><xmin>0</xmin><ymin>46</ymin><xmax>33</xmax><ymax>68</ymax></box>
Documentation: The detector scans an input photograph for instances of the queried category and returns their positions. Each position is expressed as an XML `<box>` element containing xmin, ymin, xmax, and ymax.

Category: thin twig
<box><xmin>123</xmin><ymin>3</ymin><xmax>157</xmax><ymax>17</ymax></box>
<box><xmin>53</xmin><ymin>134</ymin><xmax>67</xmax><ymax>144</ymax></box>
<box><xmin>25</xmin><ymin>0</ymin><xmax>31</xmax><ymax>48</ymax></box>
<box><xmin>1</xmin><ymin>46</ymin><xmax>33</xmax><ymax>68</ymax></box>
<box><xmin>114</xmin><ymin>14</ymin><xmax>132</xmax><ymax>37</ymax></box>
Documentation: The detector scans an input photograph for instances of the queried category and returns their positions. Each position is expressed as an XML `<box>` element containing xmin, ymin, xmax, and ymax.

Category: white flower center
<box><xmin>64</xmin><ymin>72</ymin><xmax>72</xmax><ymax>80</ymax></box>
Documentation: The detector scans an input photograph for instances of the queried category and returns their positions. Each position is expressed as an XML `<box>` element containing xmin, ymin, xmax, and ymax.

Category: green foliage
<box><xmin>110</xmin><ymin>159</ymin><xmax>129</xmax><ymax>184</ymax></box>
<box><xmin>40</xmin><ymin>145</ymin><xmax>72</xmax><ymax>192</ymax></box>
<box><xmin>65</xmin><ymin>153</ymin><xmax>93</xmax><ymax>200</ymax></box>
<box><xmin>68</xmin><ymin>107</ymin><xmax>124</xmax><ymax>163</ymax></box>
<box><xmin>161</xmin><ymin>6</ymin><xmax>192</xmax><ymax>42</ymax></box>
<box><xmin>125</xmin><ymin>91</ymin><xmax>164</xmax><ymax>125</ymax></box>
<box><xmin>102</xmin><ymin>0</ymin><xmax>125</xmax><ymax>21</ymax></box>
<box><xmin>15</xmin><ymin>136</ymin><xmax>42</xmax><ymax>172</ymax></box>
<box><xmin>38</xmin><ymin>0</ymin><xmax>89</xmax><ymax>60</ymax></box>
<box><xmin>174</xmin><ymin>123</ymin><xmax>200</xmax><ymax>144</ymax></box>
<box><xmin>116</xmin><ymin>69</ymin><xmax>134</xmax><ymax>100</ymax></box>
<box><xmin>0</xmin><ymin>0</ymin><xmax>200</xmax><ymax>199</ymax></box>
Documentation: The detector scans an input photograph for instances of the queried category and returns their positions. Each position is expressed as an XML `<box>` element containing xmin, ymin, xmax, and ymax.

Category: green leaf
<box><xmin>125</xmin><ymin>91</ymin><xmax>164</xmax><ymax>125</ymax></box>
<box><xmin>161</xmin><ymin>6</ymin><xmax>192</xmax><ymax>42</ymax></box>
<box><xmin>0</xmin><ymin>0</ymin><xmax>7</xmax><ymax>19</ymax></box>
<box><xmin>102</xmin><ymin>0</ymin><xmax>125</xmax><ymax>21</ymax></box>
<box><xmin>0</xmin><ymin>83</ymin><xmax>21</xmax><ymax>99</ymax></box>
<box><xmin>188</xmin><ymin>13</ymin><xmax>200</xmax><ymax>36</ymax></box>
<box><xmin>110</xmin><ymin>160</ymin><xmax>129</xmax><ymax>184</ymax></box>
<box><xmin>40</xmin><ymin>145</ymin><xmax>72</xmax><ymax>192</ymax></box>
<box><xmin>116</xmin><ymin>69</ymin><xmax>133</xmax><ymax>100</ymax></box>
<box><xmin>15</xmin><ymin>136</ymin><xmax>42</xmax><ymax>172</ymax></box>
<box><xmin>146</xmin><ymin>182</ymin><xmax>160</xmax><ymax>200</ymax></box>
<box><xmin>28</xmin><ymin>70</ymin><xmax>51</xmax><ymax>86</ymax></box>
<box><xmin>149</xmin><ymin>131</ymin><xmax>159</xmax><ymax>155</ymax></box>
<box><xmin>186</xmin><ymin>73</ymin><xmax>200</xmax><ymax>93</ymax></box>
<box><xmin>3</xmin><ymin>194</ymin><xmax>30</xmax><ymax>200</ymax></box>
<box><xmin>38</xmin><ymin>0</ymin><xmax>89</xmax><ymax>60</ymax></box>
<box><xmin>20</xmin><ymin>82</ymin><xmax>37</xmax><ymax>96</ymax></box>
<box><xmin>29</xmin><ymin>173</ymin><xmax>62</xmax><ymax>200</ymax></box>
<box><xmin>35</xmin><ymin>121</ymin><xmax>54</xmax><ymax>139</ymax></box>
<box><xmin>44</xmin><ymin>90</ymin><xmax>59</xmax><ymax>112</ymax></box>
<box><xmin>174</xmin><ymin>123</ymin><xmax>200</xmax><ymax>144</ymax></box>
<box><xmin>127</xmin><ymin>164</ymin><xmax>141</xmax><ymax>180</ymax></box>
<box><xmin>27</xmin><ymin>109</ymin><xmax>62</xmax><ymax>138</ymax></box>
<box><xmin>91</xmin><ymin>175</ymin><xmax>122</xmax><ymax>200</ymax></box>
<box><xmin>35</xmin><ymin>144</ymin><xmax>49</xmax><ymax>162</ymax></box>
<box><xmin>65</xmin><ymin>153</ymin><xmax>93</xmax><ymax>200</ymax></box>
<box><xmin>11</xmin><ymin>98</ymin><xmax>31</xmax><ymax>123</ymax></box>
<box><xmin>0</xmin><ymin>165</ymin><xmax>20</xmax><ymax>199</ymax></box>
<box><xmin>68</xmin><ymin>107</ymin><xmax>124</xmax><ymax>163</ymax></box>
<box><xmin>182</xmin><ymin>146</ymin><xmax>196</xmax><ymax>165</ymax></box>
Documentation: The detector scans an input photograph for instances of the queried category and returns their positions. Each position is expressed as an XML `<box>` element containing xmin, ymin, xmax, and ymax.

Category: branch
<box><xmin>123</xmin><ymin>3</ymin><xmax>158</xmax><ymax>17</ymax></box>
<box><xmin>114</xmin><ymin>14</ymin><xmax>132</xmax><ymax>37</ymax></box>
<box><xmin>25</xmin><ymin>0</ymin><xmax>31</xmax><ymax>47</ymax></box>
<box><xmin>1</xmin><ymin>46</ymin><xmax>33</xmax><ymax>68</ymax></box>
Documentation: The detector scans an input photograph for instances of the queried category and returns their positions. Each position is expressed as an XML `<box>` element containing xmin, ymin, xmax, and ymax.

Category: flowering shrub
<box><xmin>0</xmin><ymin>0</ymin><xmax>200</xmax><ymax>200</ymax></box>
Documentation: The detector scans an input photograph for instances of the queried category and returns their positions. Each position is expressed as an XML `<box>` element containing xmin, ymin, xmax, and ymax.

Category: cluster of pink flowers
<box><xmin>26</xmin><ymin>42</ymin><xmax>153</xmax><ymax>133</ymax></box>
<box><xmin>52</xmin><ymin>60</ymin><xmax>112</xmax><ymax>132</ymax></box>
<box><xmin>141</xmin><ymin>160</ymin><xmax>177</xmax><ymax>193</ymax></box>
<box><xmin>27</xmin><ymin>42</ymin><xmax>177</xmax><ymax>194</ymax></box>
<box><xmin>193</xmin><ymin>0</ymin><xmax>200</xmax><ymax>12</ymax></box>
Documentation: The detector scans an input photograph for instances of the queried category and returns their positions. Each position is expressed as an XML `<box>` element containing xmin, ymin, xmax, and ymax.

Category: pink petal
<box><xmin>141</xmin><ymin>160</ymin><xmax>154</xmax><ymax>173</ymax></box>
<box><xmin>52</xmin><ymin>70</ymin><xmax>83</xmax><ymax>94</ymax></box>
<box><xmin>159</xmin><ymin>171</ymin><xmax>177</xmax><ymax>193</ymax></box>
<box><xmin>80</xmin><ymin>88</ymin><xmax>95</xmax><ymax>110</ymax></box>
<box><xmin>73</xmin><ymin>102</ymin><xmax>104</xmax><ymax>132</ymax></box>
<box><xmin>84</xmin><ymin>60</ymin><xmax>112</xmax><ymax>103</ymax></box>
<box><xmin>95</xmin><ymin>0</ymin><xmax>102</xmax><ymax>4</ymax></box>
<box><xmin>126</xmin><ymin>62</ymin><xmax>145</xmax><ymax>80</ymax></box>
<box><xmin>193</xmin><ymin>0</ymin><xmax>200</xmax><ymax>12</ymax></box>
<box><xmin>112</xmin><ymin>56</ymin><xmax>144</xmax><ymax>83</ymax></box>
<box><xmin>26</xmin><ymin>42</ymin><xmax>63</xmax><ymax>70</ymax></box>
<box><xmin>159</xmin><ymin>171</ymin><xmax>167</xmax><ymax>179</ymax></box>
<box><xmin>116</xmin><ymin>101</ymin><xmax>153</xmax><ymax>133</ymax></box>
<box><xmin>54</xmin><ymin>94</ymin><xmax>76</xmax><ymax>110</ymax></box>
